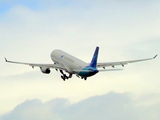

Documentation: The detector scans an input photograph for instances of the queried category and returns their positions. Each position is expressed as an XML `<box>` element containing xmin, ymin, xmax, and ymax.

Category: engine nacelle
<box><xmin>40</xmin><ymin>67</ymin><xmax>51</xmax><ymax>74</ymax></box>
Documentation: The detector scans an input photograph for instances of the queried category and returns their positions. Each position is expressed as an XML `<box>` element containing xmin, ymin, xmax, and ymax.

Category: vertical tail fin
<box><xmin>90</xmin><ymin>46</ymin><xmax>99</xmax><ymax>68</ymax></box>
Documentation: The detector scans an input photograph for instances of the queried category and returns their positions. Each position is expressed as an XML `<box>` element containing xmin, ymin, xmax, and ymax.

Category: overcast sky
<box><xmin>0</xmin><ymin>0</ymin><xmax>160</xmax><ymax>119</ymax></box>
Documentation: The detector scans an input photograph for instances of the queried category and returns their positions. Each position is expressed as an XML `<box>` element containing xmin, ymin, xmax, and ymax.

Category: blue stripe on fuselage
<box><xmin>78</xmin><ymin>66</ymin><xmax>99</xmax><ymax>77</ymax></box>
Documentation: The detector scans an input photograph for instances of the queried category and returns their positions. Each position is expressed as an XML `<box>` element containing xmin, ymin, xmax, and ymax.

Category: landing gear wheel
<box><xmin>61</xmin><ymin>75</ymin><xmax>65</xmax><ymax>81</ymax></box>
<box><xmin>64</xmin><ymin>74</ymin><xmax>68</xmax><ymax>79</ymax></box>
<box><xmin>69</xmin><ymin>74</ymin><xmax>72</xmax><ymax>78</ymax></box>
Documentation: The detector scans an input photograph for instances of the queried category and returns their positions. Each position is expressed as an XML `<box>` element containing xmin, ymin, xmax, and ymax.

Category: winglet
<box><xmin>4</xmin><ymin>57</ymin><xmax>8</xmax><ymax>62</ymax></box>
<box><xmin>153</xmin><ymin>54</ymin><xmax>158</xmax><ymax>59</ymax></box>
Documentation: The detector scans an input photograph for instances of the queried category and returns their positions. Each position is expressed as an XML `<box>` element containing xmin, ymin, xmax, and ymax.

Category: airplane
<box><xmin>5</xmin><ymin>47</ymin><xmax>157</xmax><ymax>81</ymax></box>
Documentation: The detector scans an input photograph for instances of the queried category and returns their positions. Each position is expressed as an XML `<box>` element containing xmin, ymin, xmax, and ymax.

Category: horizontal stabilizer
<box><xmin>73</xmin><ymin>69</ymin><xmax>92</xmax><ymax>72</ymax></box>
<box><xmin>98</xmin><ymin>69</ymin><xmax>123</xmax><ymax>72</ymax></box>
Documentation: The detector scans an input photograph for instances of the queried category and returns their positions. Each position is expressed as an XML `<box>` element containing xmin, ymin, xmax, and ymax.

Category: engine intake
<box><xmin>40</xmin><ymin>67</ymin><xmax>51</xmax><ymax>74</ymax></box>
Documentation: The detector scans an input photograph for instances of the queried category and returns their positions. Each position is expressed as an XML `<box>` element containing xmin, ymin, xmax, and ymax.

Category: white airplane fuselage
<box><xmin>50</xmin><ymin>50</ymin><xmax>98</xmax><ymax>77</ymax></box>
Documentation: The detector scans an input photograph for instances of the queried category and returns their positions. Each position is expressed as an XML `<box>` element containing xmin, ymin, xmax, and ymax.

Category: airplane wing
<box><xmin>97</xmin><ymin>54</ymin><xmax>158</xmax><ymax>68</ymax></box>
<box><xmin>4</xmin><ymin>57</ymin><xmax>67</xmax><ymax>71</ymax></box>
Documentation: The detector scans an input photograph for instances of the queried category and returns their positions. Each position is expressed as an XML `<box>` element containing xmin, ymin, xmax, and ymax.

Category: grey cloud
<box><xmin>0</xmin><ymin>98</ymin><xmax>69</xmax><ymax>120</ymax></box>
<box><xmin>1</xmin><ymin>92</ymin><xmax>160</xmax><ymax>120</ymax></box>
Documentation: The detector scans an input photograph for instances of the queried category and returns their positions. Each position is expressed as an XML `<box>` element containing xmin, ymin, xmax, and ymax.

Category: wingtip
<box><xmin>153</xmin><ymin>54</ymin><xmax>158</xmax><ymax>59</ymax></box>
<box><xmin>4</xmin><ymin>57</ymin><xmax>8</xmax><ymax>62</ymax></box>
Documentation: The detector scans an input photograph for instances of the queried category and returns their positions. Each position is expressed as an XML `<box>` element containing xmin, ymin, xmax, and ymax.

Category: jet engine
<box><xmin>40</xmin><ymin>67</ymin><xmax>51</xmax><ymax>74</ymax></box>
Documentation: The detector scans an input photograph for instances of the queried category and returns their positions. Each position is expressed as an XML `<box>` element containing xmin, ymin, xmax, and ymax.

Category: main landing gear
<box><xmin>60</xmin><ymin>70</ymin><xmax>72</xmax><ymax>81</ymax></box>
<box><xmin>61</xmin><ymin>75</ymin><xmax>68</xmax><ymax>81</ymax></box>
<box><xmin>81</xmin><ymin>77</ymin><xmax>87</xmax><ymax>80</ymax></box>
<box><xmin>59</xmin><ymin>70</ymin><xmax>87</xmax><ymax>81</ymax></box>
<box><xmin>76</xmin><ymin>75</ymin><xmax>87</xmax><ymax>80</ymax></box>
